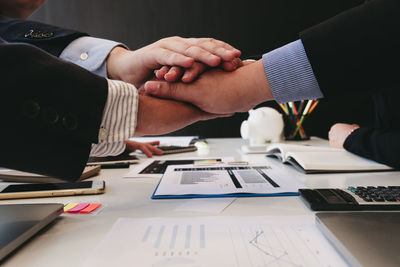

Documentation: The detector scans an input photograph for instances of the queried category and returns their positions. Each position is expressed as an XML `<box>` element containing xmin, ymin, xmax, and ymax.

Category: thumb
<box><xmin>144</xmin><ymin>81</ymin><xmax>196</xmax><ymax>104</ymax></box>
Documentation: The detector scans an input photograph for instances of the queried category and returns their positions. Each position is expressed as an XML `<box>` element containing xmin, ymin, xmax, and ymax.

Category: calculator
<box><xmin>299</xmin><ymin>186</ymin><xmax>400</xmax><ymax>211</ymax></box>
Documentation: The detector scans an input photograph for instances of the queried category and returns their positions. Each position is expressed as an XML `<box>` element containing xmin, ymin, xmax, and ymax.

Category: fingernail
<box><xmin>145</xmin><ymin>82</ymin><xmax>160</xmax><ymax>93</ymax></box>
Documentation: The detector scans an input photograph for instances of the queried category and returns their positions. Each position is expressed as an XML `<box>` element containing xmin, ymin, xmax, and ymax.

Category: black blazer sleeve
<box><xmin>0</xmin><ymin>41</ymin><xmax>108</xmax><ymax>181</ymax></box>
<box><xmin>344</xmin><ymin>128</ymin><xmax>400</xmax><ymax>169</ymax></box>
<box><xmin>299</xmin><ymin>0</ymin><xmax>400</xmax><ymax>98</ymax></box>
<box><xmin>0</xmin><ymin>15</ymin><xmax>88</xmax><ymax>56</ymax></box>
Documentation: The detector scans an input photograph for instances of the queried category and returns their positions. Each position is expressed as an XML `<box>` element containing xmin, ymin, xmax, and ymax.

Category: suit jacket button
<box><xmin>22</xmin><ymin>100</ymin><xmax>40</xmax><ymax>119</ymax></box>
<box><xmin>42</xmin><ymin>107</ymin><xmax>59</xmax><ymax>124</ymax></box>
<box><xmin>62</xmin><ymin>114</ymin><xmax>78</xmax><ymax>130</ymax></box>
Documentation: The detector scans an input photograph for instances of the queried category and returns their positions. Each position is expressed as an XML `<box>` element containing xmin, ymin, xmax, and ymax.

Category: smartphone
<box><xmin>0</xmin><ymin>180</ymin><xmax>105</xmax><ymax>200</ymax></box>
<box><xmin>157</xmin><ymin>145</ymin><xmax>198</xmax><ymax>155</ymax></box>
<box><xmin>87</xmin><ymin>154</ymin><xmax>139</xmax><ymax>168</ymax></box>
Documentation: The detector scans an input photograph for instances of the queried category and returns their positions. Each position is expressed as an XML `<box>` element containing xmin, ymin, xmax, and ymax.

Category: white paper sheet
<box><xmin>124</xmin><ymin>157</ymin><xmax>234</xmax><ymax>179</ymax></box>
<box><xmin>129</xmin><ymin>136</ymin><xmax>198</xmax><ymax>147</ymax></box>
<box><xmin>82</xmin><ymin>216</ymin><xmax>348</xmax><ymax>267</ymax></box>
<box><xmin>153</xmin><ymin>164</ymin><xmax>304</xmax><ymax>197</ymax></box>
<box><xmin>175</xmin><ymin>198</ymin><xmax>236</xmax><ymax>213</ymax></box>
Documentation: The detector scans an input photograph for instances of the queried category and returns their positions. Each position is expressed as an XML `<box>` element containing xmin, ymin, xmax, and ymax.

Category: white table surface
<box><xmin>2</xmin><ymin>138</ymin><xmax>400</xmax><ymax>266</ymax></box>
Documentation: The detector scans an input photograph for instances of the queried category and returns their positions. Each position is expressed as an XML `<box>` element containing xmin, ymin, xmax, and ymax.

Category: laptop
<box><xmin>316</xmin><ymin>212</ymin><xmax>400</xmax><ymax>267</ymax></box>
<box><xmin>0</xmin><ymin>203</ymin><xmax>63</xmax><ymax>261</ymax></box>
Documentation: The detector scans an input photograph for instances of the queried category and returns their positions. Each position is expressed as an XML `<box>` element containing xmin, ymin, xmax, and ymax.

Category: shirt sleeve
<box><xmin>90</xmin><ymin>79</ymin><xmax>138</xmax><ymax>157</ymax></box>
<box><xmin>262</xmin><ymin>39</ymin><xmax>324</xmax><ymax>103</ymax></box>
<box><xmin>59</xmin><ymin>36</ymin><xmax>127</xmax><ymax>77</ymax></box>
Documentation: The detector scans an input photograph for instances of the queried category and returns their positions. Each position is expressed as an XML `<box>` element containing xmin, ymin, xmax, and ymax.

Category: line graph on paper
<box><xmin>228</xmin><ymin>223</ymin><xmax>344</xmax><ymax>267</ymax></box>
<box><xmin>247</xmin><ymin>229</ymin><xmax>302</xmax><ymax>267</ymax></box>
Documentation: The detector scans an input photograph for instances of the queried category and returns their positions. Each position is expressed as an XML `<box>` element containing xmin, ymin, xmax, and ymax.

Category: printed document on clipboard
<box><xmin>152</xmin><ymin>164</ymin><xmax>305</xmax><ymax>199</ymax></box>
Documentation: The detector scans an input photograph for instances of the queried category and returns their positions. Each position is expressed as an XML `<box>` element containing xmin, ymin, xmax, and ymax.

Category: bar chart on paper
<box><xmin>83</xmin><ymin>216</ymin><xmax>347</xmax><ymax>267</ymax></box>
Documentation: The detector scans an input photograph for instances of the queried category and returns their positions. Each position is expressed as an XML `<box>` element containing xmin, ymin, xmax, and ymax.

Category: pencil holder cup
<box><xmin>283</xmin><ymin>115</ymin><xmax>310</xmax><ymax>141</ymax></box>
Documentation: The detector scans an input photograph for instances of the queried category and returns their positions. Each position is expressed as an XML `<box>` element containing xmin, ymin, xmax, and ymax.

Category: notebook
<box><xmin>266</xmin><ymin>143</ymin><xmax>393</xmax><ymax>174</ymax></box>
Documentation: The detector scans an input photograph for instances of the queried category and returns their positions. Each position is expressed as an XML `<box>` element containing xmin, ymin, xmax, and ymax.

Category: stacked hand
<box><xmin>106</xmin><ymin>36</ymin><xmax>242</xmax><ymax>87</ymax></box>
<box><xmin>105</xmin><ymin>36</ymin><xmax>250</xmax><ymax>137</ymax></box>
<box><xmin>142</xmin><ymin>60</ymin><xmax>273</xmax><ymax>114</ymax></box>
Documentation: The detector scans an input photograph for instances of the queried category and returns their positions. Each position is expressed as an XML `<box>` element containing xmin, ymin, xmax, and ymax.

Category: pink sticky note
<box><xmin>67</xmin><ymin>203</ymin><xmax>90</xmax><ymax>213</ymax></box>
<box><xmin>79</xmin><ymin>203</ymin><xmax>102</xmax><ymax>214</ymax></box>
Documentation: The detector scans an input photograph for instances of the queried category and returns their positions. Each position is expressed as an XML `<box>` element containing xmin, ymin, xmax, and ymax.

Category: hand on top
<box><xmin>106</xmin><ymin>36</ymin><xmax>242</xmax><ymax>87</ymax></box>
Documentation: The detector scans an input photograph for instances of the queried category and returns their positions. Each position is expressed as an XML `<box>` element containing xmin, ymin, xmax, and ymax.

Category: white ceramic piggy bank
<box><xmin>240</xmin><ymin>107</ymin><xmax>284</xmax><ymax>146</ymax></box>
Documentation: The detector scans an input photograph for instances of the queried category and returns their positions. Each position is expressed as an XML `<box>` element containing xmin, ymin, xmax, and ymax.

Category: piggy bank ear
<box><xmin>240</xmin><ymin>120</ymin><xmax>249</xmax><ymax>139</ymax></box>
<box><xmin>248</xmin><ymin>109</ymin><xmax>255</xmax><ymax>116</ymax></box>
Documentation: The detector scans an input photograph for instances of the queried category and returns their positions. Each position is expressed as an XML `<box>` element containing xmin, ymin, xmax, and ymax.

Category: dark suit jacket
<box><xmin>0</xmin><ymin>15</ymin><xmax>87</xmax><ymax>56</ymax></box>
<box><xmin>300</xmin><ymin>0</ymin><xmax>400</xmax><ymax>168</ymax></box>
<box><xmin>0</xmin><ymin>38</ymin><xmax>108</xmax><ymax>181</ymax></box>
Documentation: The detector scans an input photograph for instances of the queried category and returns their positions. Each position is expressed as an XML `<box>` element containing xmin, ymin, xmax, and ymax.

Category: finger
<box><xmin>186</xmin><ymin>37</ymin><xmax>241</xmax><ymax>61</ymax></box>
<box><xmin>164</xmin><ymin>66</ymin><xmax>183</xmax><ymax>82</ymax></box>
<box><xmin>146</xmin><ymin>141</ymin><xmax>160</xmax><ymax>146</ymax></box>
<box><xmin>152</xmin><ymin>48</ymin><xmax>194</xmax><ymax>68</ymax></box>
<box><xmin>150</xmin><ymin>146</ymin><xmax>164</xmax><ymax>155</ymax></box>
<box><xmin>182</xmin><ymin>62</ymin><xmax>208</xmax><ymax>83</ymax></box>
<box><xmin>139</xmin><ymin>145</ymin><xmax>153</xmax><ymax>158</ymax></box>
<box><xmin>221</xmin><ymin>58</ymin><xmax>243</xmax><ymax>71</ymax></box>
<box><xmin>160</xmin><ymin>39</ymin><xmax>222</xmax><ymax>67</ymax></box>
<box><xmin>144</xmin><ymin>81</ymin><xmax>195</xmax><ymax>104</ymax></box>
<box><xmin>155</xmin><ymin>66</ymin><xmax>170</xmax><ymax>79</ymax></box>
<box><xmin>125</xmin><ymin>140</ymin><xmax>138</xmax><ymax>152</ymax></box>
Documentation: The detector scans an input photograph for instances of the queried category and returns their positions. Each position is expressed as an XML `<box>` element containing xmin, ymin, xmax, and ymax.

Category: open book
<box><xmin>266</xmin><ymin>143</ymin><xmax>393</xmax><ymax>174</ymax></box>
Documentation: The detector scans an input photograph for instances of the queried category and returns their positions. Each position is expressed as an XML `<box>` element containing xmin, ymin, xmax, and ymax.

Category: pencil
<box><xmin>297</xmin><ymin>100</ymin><xmax>305</xmax><ymax>116</ymax></box>
<box><xmin>291</xmin><ymin>100</ymin><xmax>313</xmax><ymax>138</ymax></box>
<box><xmin>308</xmin><ymin>100</ymin><xmax>319</xmax><ymax>114</ymax></box>
<box><xmin>279</xmin><ymin>103</ymin><xmax>289</xmax><ymax>115</ymax></box>
<box><xmin>292</xmin><ymin>102</ymin><xmax>298</xmax><ymax>115</ymax></box>
<box><xmin>284</xmin><ymin>103</ymin><xmax>290</xmax><ymax>115</ymax></box>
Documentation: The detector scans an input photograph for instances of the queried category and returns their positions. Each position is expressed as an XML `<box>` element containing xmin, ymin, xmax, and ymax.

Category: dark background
<box><xmin>30</xmin><ymin>0</ymin><xmax>373</xmax><ymax>138</ymax></box>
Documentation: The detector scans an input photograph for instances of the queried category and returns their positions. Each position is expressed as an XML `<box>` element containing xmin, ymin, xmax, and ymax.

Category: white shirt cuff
<box><xmin>59</xmin><ymin>36</ymin><xmax>128</xmax><ymax>78</ymax></box>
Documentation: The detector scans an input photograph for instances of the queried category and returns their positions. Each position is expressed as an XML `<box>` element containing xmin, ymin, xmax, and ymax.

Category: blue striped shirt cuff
<box><xmin>262</xmin><ymin>39</ymin><xmax>323</xmax><ymax>103</ymax></box>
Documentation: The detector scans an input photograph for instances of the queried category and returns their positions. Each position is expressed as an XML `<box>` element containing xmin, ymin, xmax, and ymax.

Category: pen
<box><xmin>291</xmin><ymin>100</ymin><xmax>313</xmax><ymax>138</ymax></box>
<box><xmin>308</xmin><ymin>100</ymin><xmax>319</xmax><ymax>114</ymax></box>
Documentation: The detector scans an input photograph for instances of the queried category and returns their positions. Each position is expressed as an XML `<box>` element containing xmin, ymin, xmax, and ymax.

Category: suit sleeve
<box><xmin>344</xmin><ymin>128</ymin><xmax>400</xmax><ymax>169</ymax></box>
<box><xmin>0</xmin><ymin>42</ymin><xmax>108</xmax><ymax>181</ymax></box>
<box><xmin>299</xmin><ymin>0</ymin><xmax>400</xmax><ymax>98</ymax></box>
<box><xmin>0</xmin><ymin>15</ymin><xmax>87</xmax><ymax>56</ymax></box>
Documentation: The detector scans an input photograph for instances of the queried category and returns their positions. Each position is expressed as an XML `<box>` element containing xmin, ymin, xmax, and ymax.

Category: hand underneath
<box><xmin>329</xmin><ymin>123</ymin><xmax>360</xmax><ymax>148</ymax></box>
<box><xmin>125</xmin><ymin>140</ymin><xmax>163</xmax><ymax>158</ymax></box>
<box><xmin>106</xmin><ymin>37</ymin><xmax>241</xmax><ymax>87</ymax></box>
<box><xmin>134</xmin><ymin>94</ymin><xmax>232</xmax><ymax>136</ymax></box>
<box><xmin>142</xmin><ymin>60</ymin><xmax>273</xmax><ymax>114</ymax></box>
